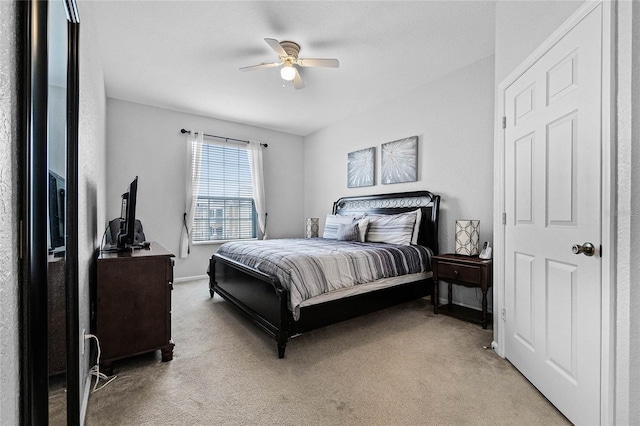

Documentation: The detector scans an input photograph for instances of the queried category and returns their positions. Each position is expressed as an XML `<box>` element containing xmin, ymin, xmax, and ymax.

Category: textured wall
<box><xmin>76</xmin><ymin>0</ymin><xmax>108</xmax><ymax>415</ymax></box>
<box><xmin>615</xmin><ymin>2</ymin><xmax>640</xmax><ymax>424</ymax></box>
<box><xmin>0</xmin><ymin>1</ymin><xmax>20</xmax><ymax>424</ymax></box>
<box><xmin>631</xmin><ymin>5</ymin><xmax>640</xmax><ymax>422</ymax></box>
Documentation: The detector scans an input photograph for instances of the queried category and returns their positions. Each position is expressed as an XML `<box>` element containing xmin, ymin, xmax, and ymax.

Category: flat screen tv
<box><xmin>49</xmin><ymin>170</ymin><xmax>65</xmax><ymax>251</ymax></box>
<box><xmin>117</xmin><ymin>176</ymin><xmax>138</xmax><ymax>250</ymax></box>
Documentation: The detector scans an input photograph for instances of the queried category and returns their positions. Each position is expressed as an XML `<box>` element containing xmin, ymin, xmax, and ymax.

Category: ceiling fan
<box><xmin>240</xmin><ymin>38</ymin><xmax>339</xmax><ymax>90</ymax></box>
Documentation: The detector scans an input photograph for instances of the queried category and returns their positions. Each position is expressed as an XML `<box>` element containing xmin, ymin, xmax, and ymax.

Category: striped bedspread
<box><xmin>216</xmin><ymin>238</ymin><xmax>433</xmax><ymax>319</ymax></box>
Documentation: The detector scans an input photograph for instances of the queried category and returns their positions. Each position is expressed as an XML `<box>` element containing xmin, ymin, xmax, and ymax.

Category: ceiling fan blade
<box><xmin>296</xmin><ymin>58</ymin><xmax>339</xmax><ymax>68</ymax></box>
<box><xmin>239</xmin><ymin>62</ymin><xmax>281</xmax><ymax>72</ymax></box>
<box><xmin>292</xmin><ymin>68</ymin><xmax>305</xmax><ymax>90</ymax></box>
<box><xmin>264</xmin><ymin>38</ymin><xmax>287</xmax><ymax>57</ymax></box>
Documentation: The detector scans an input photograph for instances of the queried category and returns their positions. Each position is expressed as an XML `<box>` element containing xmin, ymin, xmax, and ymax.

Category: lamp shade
<box><xmin>455</xmin><ymin>220</ymin><xmax>480</xmax><ymax>256</ymax></box>
<box><xmin>306</xmin><ymin>218</ymin><xmax>319</xmax><ymax>238</ymax></box>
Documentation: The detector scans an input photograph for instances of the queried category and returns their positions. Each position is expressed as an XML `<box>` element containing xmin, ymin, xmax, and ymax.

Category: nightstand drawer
<box><xmin>437</xmin><ymin>261</ymin><xmax>480</xmax><ymax>284</ymax></box>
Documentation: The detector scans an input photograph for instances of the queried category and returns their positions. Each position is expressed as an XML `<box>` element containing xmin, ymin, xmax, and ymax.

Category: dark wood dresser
<box><xmin>48</xmin><ymin>255</ymin><xmax>66</xmax><ymax>375</ymax></box>
<box><xmin>96</xmin><ymin>242</ymin><xmax>175</xmax><ymax>373</ymax></box>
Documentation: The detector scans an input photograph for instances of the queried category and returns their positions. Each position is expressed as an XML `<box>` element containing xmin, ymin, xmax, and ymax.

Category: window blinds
<box><xmin>192</xmin><ymin>142</ymin><xmax>257</xmax><ymax>242</ymax></box>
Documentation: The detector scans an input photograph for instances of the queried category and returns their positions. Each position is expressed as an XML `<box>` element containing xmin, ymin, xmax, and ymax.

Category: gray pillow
<box><xmin>337</xmin><ymin>223</ymin><xmax>360</xmax><ymax>241</ymax></box>
<box><xmin>323</xmin><ymin>214</ymin><xmax>359</xmax><ymax>239</ymax></box>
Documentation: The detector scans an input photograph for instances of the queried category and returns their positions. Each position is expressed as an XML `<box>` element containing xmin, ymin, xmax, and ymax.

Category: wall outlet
<box><xmin>81</xmin><ymin>328</ymin><xmax>86</xmax><ymax>355</ymax></box>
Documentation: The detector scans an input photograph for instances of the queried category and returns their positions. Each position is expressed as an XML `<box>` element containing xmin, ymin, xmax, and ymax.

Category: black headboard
<box><xmin>333</xmin><ymin>191</ymin><xmax>440</xmax><ymax>255</ymax></box>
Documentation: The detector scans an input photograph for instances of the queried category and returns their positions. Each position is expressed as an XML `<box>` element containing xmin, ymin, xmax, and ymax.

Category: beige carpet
<box><xmin>73</xmin><ymin>279</ymin><xmax>569</xmax><ymax>425</ymax></box>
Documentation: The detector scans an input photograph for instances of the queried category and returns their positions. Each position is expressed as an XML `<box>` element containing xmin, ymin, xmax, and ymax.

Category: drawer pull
<box><xmin>454</xmin><ymin>270</ymin><xmax>459</xmax><ymax>276</ymax></box>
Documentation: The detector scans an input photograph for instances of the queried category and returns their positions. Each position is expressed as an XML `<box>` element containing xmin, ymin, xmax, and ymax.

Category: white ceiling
<box><xmin>90</xmin><ymin>1</ymin><xmax>496</xmax><ymax>136</ymax></box>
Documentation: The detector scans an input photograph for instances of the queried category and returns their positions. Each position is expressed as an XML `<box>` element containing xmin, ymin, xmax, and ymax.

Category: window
<box><xmin>192</xmin><ymin>143</ymin><xmax>257</xmax><ymax>242</ymax></box>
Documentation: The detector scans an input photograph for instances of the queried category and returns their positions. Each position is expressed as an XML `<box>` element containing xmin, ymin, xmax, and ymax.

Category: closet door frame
<box><xmin>20</xmin><ymin>0</ymin><xmax>81</xmax><ymax>424</ymax></box>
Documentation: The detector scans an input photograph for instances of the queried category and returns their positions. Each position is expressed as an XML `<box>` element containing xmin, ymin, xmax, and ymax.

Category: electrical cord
<box><xmin>99</xmin><ymin>222</ymin><xmax>111</xmax><ymax>252</ymax></box>
<box><xmin>100</xmin><ymin>219</ymin><xmax>127</xmax><ymax>253</ymax></box>
<box><xmin>85</xmin><ymin>334</ymin><xmax>117</xmax><ymax>392</ymax></box>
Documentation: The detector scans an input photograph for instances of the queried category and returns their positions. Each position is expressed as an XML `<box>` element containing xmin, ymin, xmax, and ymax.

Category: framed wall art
<box><xmin>381</xmin><ymin>136</ymin><xmax>418</xmax><ymax>184</ymax></box>
<box><xmin>347</xmin><ymin>147</ymin><xmax>375</xmax><ymax>188</ymax></box>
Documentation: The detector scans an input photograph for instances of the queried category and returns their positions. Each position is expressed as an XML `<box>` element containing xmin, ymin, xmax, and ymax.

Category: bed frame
<box><xmin>208</xmin><ymin>190</ymin><xmax>440</xmax><ymax>358</ymax></box>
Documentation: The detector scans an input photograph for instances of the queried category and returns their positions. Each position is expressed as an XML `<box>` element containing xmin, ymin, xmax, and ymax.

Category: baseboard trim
<box><xmin>174</xmin><ymin>274</ymin><xmax>209</xmax><ymax>283</ymax></box>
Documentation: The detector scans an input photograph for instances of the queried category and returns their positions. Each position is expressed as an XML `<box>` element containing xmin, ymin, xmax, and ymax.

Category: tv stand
<box><xmin>95</xmin><ymin>242</ymin><xmax>175</xmax><ymax>375</ymax></box>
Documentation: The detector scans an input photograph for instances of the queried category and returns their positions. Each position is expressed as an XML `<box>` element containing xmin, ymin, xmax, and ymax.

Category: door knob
<box><xmin>572</xmin><ymin>242</ymin><xmax>595</xmax><ymax>256</ymax></box>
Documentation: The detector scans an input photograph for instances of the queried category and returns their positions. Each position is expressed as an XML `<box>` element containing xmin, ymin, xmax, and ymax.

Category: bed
<box><xmin>208</xmin><ymin>190</ymin><xmax>440</xmax><ymax>358</ymax></box>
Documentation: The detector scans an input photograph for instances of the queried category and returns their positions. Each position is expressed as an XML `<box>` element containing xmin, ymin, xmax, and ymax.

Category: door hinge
<box><xmin>501</xmin><ymin>308</ymin><xmax>506</xmax><ymax>321</ymax></box>
<box><xmin>502</xmin><ymin>116</ymin><xmax>507</xmax><ymax>129</ymax></box>
<box><xmin>502</xmin><ymin>212</ymin><xmax>507</xmax><ymax>225</ymax></box>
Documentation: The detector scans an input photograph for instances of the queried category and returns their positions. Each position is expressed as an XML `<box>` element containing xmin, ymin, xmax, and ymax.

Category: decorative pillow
<box><xmin>323</xmin><ymin>214</ymin><xmax>358</xmax><ymax>239</ymax></box>
<box><xmin>356</xmin><ymin>217</ymin><xmax>370</xmax><ymax>242</ymax></box>
<box><xmin>411</xmin><ymin>208</ymin><xmax>422</xmax><ymax>245</ymax></box>
<box><xmin>337</xmin><ymin>223</ymin><xmax>360</xmax><ymax>241</ymax></box>
<box><xmin>366</xmin><ymin>211</ymin><xmax>418</xmax><ymax>246</ymax></box>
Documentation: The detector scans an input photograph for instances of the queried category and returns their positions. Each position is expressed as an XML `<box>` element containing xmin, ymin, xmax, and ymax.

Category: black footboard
<box><xmin>209</xmin><ymin>253</ymin><xmax>433</xmax><ymax>358</ymax></box>
<box><xmin>209</xmin><ymin>254</ymin><xmax>290</xmax><ymax>358</ymax></box>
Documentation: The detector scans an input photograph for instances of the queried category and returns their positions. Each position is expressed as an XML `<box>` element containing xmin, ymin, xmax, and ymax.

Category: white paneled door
<box><xmin>503</xmin><ymin>4</ymin><xmax>602</xmax><ymax>425</ymax></box>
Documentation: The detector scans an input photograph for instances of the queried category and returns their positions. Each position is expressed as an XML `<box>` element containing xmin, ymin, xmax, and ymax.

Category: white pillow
<box><xmin>411</xmin><ymin>208</ymin><xmax>422</xmax><ymax>245</ymax></box>
<box><xmin>356</xmin><ymin>217</ymin><xmax>370</xmax><ymax>242</ymax></box>
<box><xmin>366</xmin><ymin>211</ymin><xmax>418</xmax><ymax>246</ymax></box>
<box><xmin>323</xmin><ymin>214</ymin><xmax>358</xmax><ymax>239</ymax></box>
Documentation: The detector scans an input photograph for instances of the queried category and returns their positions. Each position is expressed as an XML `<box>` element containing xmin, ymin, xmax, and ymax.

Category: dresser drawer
<box><xmin>437</xmin><ymin>261</ymin><xmax>481</xmax><ymax>285</ymax></box>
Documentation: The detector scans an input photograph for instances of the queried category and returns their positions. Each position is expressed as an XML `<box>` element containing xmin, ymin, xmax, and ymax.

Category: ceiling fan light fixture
<box><xmin>241</xmin><ymin>38</ymin><xmax>338</xmax><ymax>90</ymax></box>
<box><xmin>280</xmin><ymin>64</ymin><xmax>296</xmax><ymax>81</ymax></box>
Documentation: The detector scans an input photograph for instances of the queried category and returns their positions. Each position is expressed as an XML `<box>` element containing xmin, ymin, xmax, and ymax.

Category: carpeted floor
<box><xmin>54</xmin><ymin>278</ymin><xmax>570</xmax><ymax>425</ymax></box>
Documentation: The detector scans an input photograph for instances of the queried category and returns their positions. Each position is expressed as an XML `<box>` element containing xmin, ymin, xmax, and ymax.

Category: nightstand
<box><xmin>432</xmin><ymin>253</ymin><xmax>493</xmax><ymax>329</ymax></box>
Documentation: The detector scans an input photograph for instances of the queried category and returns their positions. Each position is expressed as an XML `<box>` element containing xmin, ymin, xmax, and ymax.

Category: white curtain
<box><xmin>179</xmin><ymin>131</ymin><xmax>203</xmax><ymax>258</ymax></box>
<box><xmin>248</xmin><ymin>141</ymin><xmax>267</xmax><ymax>239</ymax></box>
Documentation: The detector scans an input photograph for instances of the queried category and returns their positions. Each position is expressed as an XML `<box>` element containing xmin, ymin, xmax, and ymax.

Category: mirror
<box><xmin>22</xmin><ymin>0</ymin><xmax>80</xmax><ymax>424</ymax></box>
<box><xmin>47</xmin><ymin>0</ymin><xmax>69</xmax><ymax>422</ymax></box>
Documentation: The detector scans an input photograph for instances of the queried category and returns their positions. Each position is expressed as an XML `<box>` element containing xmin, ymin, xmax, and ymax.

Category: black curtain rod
<box><xmin>180</xmin><ymin>128</ymin><xmax>267</xmax><ymax>147</ymax></box>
